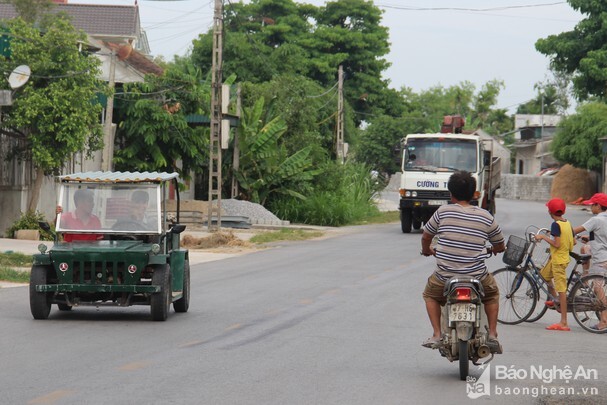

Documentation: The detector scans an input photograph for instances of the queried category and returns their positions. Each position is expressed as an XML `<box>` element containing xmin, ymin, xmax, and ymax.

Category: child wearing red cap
<box><xmin>535</xmin><ymin>198</ymin><xmax>574</xmax><ymax>331</ymax></box>
<box><xmin>572</xmin><ymin>193</ymin><xmax>607</xmax><ymax>330</ymax></box>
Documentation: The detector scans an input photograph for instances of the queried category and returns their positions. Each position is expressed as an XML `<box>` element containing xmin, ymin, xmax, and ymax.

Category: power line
<box><xmin>376</xmin><ymin>2</ymin><xmax>567</xmax><ymax>12</ymax></box>
<box><xmin>306</xmin><ymin>82</ymin><xmax>338</xmax><ymax>99</ymax></box>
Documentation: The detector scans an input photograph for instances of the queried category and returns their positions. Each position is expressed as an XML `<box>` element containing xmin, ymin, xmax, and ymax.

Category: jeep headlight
<box><xmin>151</xmin><ymin>244</ymin><xmax>160</xmax><ymax>254</ymax></box>
<box><xmin>38</xmin><ymin>243</ymin><xmax>48</xmax><ymax>254</ymax></box>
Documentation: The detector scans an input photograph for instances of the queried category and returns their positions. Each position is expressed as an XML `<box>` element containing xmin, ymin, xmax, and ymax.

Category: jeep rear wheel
<box><xmin>173</xmin><ymin>260</ymin><xmax>190</xmax><ymax>313</ymax></box>
<box><xmin>151</xmin><ymin>264</ymin><xmax>171</xmax><ymax>321</ymax></box>
<box><xmin>30</xmin><ymin>265</ymin><xmax>52</xmax><ymax>319</ymax></box>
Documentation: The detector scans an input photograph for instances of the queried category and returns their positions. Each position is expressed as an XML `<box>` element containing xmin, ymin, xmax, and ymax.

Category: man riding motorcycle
<box><xmin>420</xmin><ymin>170</ymin><xmax>505</xmax><ymax>349</ymax></box>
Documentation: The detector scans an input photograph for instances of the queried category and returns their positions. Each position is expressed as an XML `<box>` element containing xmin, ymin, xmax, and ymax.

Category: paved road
<box><xmin>1</xmin><ymin>198</ymin><xmax>605</xmax><ymax>404</ymax></box>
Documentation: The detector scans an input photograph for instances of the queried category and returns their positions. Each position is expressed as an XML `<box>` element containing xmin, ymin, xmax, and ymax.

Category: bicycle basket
<box><xmin>503</xmin><ymin>235</ymin><xmax>529</xmax><ymax>267</ymax></box>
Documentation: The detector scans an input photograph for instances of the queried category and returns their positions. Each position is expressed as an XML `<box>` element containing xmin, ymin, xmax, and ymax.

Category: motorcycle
<box><xmin>435</xmin><ymin>275</ymin><xmax>503</xmax><ymax>380</ymax></box>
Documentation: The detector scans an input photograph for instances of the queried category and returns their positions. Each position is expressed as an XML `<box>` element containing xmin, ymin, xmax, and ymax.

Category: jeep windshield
<box><xmin>404</xmin><ymin>139</ymin><xmax>478</xmax><ymax>172</ymax></box>
<box><xmin>56</xmin><ymin>183</ymin><xmax>161</xmax><ymax>235</ymax></box>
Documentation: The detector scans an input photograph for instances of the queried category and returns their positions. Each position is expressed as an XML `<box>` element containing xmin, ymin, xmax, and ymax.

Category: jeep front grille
<box><xmin>71</xmin><ymin>261</ymin><xmax>127</xmax><ymax>284</ymax></box>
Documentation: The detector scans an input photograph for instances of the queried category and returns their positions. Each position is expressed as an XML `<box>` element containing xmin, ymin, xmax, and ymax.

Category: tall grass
<box><xmin>270</xmin><ymin>161</ymin><xmax>381</xmax><ymax>226</ymax></box>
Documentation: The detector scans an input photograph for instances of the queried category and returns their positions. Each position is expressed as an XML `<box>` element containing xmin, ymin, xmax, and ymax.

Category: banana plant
<box><xmin>233</xmin><ymin>97</ymin><xmax>320</xmax><ymax>204</ymax></box>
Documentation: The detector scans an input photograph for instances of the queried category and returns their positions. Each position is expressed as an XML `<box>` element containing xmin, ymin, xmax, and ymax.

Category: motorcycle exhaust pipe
<box><xmin>477</xmin><ymin>344</ymin><xmax>491</xmax><ymax>358</ymax></box>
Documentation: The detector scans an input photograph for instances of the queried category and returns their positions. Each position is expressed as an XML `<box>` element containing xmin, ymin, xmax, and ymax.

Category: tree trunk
<box><xmin>27</xmin><ymin>166</ymin><xmax>45</xmax><ymax>212</ymax></box>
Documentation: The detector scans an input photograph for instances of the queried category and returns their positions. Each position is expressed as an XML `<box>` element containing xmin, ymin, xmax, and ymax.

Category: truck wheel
<box><xmin>30</xmin><ymin>265</ymin><xmax>52</xmax><ymax>320</ymax></box>
<box><xmin>173</xmin><ymin>260</ymin><xmax>190</xmax><ymax>313</ymax></box>
<box><xmin>151</xmin><ymin>264</ymin><xmax>171</xmax><ymax>321</ymax></box>
<box><xmin>400</xmin><ymin>210</ymin><xmax>412</xmax><ymax>233</ymax></box>
<box><xmin>413</xmin><ymin>219</ymin><xmax>422</xmax><ymax>230</ymax></box>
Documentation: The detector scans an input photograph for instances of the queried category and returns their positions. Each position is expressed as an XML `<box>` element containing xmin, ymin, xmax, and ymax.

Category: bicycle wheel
<box><xmin>570</xmin><ymin>274</ymin><xmax>607</xmax><ymax>334</ymax></box>
<box><xmin>525</xmin><ymin>271</ymin><xmax>549</xmax><ymax>323</ymax></box>
<box><xmin>492</xmin><ymin>267</ymin><xmax>537</xmax><ymax>324</ymax></box>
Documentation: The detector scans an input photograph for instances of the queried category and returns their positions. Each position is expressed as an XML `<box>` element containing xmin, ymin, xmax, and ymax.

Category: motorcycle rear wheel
<box><xmin>459</xmin><ymin>340</ymin><xmax>469</xmax><ymax>381</ymax></box>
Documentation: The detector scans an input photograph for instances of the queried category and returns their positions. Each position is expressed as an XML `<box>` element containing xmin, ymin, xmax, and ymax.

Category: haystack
<box><xmin>550</xmin><ymin>164</ymin><xmax>595</xmax><ymax>203</ymax></box>
<box><xmin>182</xmin><ymin>231</ymin><xmax>250</xmax><ymax>249</ymax></box>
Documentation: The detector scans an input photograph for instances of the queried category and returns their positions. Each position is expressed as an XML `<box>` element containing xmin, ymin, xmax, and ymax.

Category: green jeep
<box><xmin>30</xmin><ymin>171</ymin><xmax>190</xmax><ymax>321</ymax></box>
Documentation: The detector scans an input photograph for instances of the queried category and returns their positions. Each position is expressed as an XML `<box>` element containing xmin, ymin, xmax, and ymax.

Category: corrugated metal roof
<box><xmin>58</xmin><ymin>171</ymin><xmax>179</xmax><ymax>183</ymax></box>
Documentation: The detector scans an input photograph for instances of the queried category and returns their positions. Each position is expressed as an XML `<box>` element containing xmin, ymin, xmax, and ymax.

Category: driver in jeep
<box><xmin>112</xmin><ymin>191</ymin><xmax>152</xmax><ymax>230</ymax></box>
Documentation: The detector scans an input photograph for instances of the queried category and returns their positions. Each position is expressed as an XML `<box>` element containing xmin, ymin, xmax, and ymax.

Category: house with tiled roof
<box><xmin>0</xmin><ymin>1</ymin><xmax>165</xmax><ymax>237</ymax></box>
<box><xmin>0</xmin><ymin>1</ymin><xmax>162</xmax><ymax>80</ymax></box>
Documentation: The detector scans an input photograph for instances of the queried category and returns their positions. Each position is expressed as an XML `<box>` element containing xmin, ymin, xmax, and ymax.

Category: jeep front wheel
<box><xmin>30</xmin><ymin>265</ymin><xmax>52</xmax><ymax>319</ymax></box>
<box><xmin>150</xmin><ymin>264</ymin><xmax>171</xmax><ymax>321</ymax></box>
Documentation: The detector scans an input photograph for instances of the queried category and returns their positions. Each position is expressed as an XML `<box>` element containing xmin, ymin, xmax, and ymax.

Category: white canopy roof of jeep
<box><xmin>58</xmin><ymin>171</ymin><xmax>179</xmax><ymax>183</ymax></box>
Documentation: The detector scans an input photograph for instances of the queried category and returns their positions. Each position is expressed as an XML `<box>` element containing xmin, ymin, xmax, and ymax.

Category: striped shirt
<box><xmin>424</xmin><ymin>203</ymin><xmax>505</xmax><ymax>281</ymax></box>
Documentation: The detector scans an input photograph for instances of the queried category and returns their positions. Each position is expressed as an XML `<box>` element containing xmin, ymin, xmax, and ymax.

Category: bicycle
<box><xmin>492</xmin><ymin>226</ymin><xmax>607</xmax><ymax>334</ymax></box>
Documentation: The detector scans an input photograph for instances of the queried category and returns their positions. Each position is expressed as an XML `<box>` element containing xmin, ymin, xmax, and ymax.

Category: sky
<box><xmin>76</xmin><ymin>0</ymin><xmax>583</xmax><ymax>113</ymax></box>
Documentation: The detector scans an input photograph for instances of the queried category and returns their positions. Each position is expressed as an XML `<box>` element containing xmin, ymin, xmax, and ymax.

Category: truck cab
<box><xmin>399</xmin><ymin>116</ymin><xmax>500</xmax><ymax>233</ymax></box>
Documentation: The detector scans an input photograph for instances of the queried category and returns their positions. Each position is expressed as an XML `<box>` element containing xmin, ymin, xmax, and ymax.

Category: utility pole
<box><xmin>102</xmin><ymin>50</ymin><xmax>116</xmax><ymax>171</ymax></box>
<box><xmin>336</xmin><ymin>65</ymin><xmax>344</xmax><ymax>163</ymax></box>
<box><xmin>208</xmin><ymin>0</ymin><xmax>223</xmax><ymax>231</ymax></box>
<box><xmin>231</xmin><ymin>84</ymin><xmax>241</xmax><ymax>198</ymax></box>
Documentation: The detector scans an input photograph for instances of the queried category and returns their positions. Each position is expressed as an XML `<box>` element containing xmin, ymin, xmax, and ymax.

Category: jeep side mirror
<box><xmin>38</xmin><ymin>221</ymin><xmax>51</xmax><ymax>232</ymax></box>
<box><xmin>171</xmin><ymin>224</ymin><xmax>186</xmax><ymax>234</ymax></box>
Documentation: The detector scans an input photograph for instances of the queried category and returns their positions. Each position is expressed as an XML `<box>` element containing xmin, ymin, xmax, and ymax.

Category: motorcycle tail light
<box><xmin>454</xmin><ymin>287</ymin><xmax>472</xmax><ymax>301</ymax></box>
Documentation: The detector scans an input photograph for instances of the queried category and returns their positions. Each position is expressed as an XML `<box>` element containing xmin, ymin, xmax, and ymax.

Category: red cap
<box><xmin>546</xmin><ymin>198</ymin><xmax>566</xmax><ymax>215</ymax></box>
<box><xmin>582</xmin><ymin>193</ymin><xmax>607</xmax><ymax>208</ymax></box>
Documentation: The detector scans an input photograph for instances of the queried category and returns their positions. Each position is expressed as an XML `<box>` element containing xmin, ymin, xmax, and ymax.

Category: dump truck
<box><xmin>399</xmin><ymin>115</ymin><xmax>501</xmax><ymax>233</ymax></box>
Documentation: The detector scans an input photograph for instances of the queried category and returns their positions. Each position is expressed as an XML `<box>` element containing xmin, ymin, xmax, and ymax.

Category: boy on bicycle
<box><xmin>535</xmin><ymin>198</ymin><xmax>574</xmax><ymax>331</ymax></box>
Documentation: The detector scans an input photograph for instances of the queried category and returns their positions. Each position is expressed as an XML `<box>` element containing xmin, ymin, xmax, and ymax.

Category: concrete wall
<box><xmin>498</xmin><ymin>174</ymin><xmax>553</xmax><ymax>201</ymax></box>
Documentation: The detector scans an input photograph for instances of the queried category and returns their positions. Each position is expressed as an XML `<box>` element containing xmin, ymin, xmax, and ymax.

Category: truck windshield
<box><xmin>405</xmin><ymin>139</ymin><xmax>477</xmax><ymax>172</ymax></box>
<box><xmin>56</xmin><ymin>183</ymin><xmax>161</xmax><ymax>234</ymax></box>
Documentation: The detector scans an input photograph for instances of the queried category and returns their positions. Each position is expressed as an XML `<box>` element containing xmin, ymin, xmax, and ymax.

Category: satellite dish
<box><xmin>8</xmin><ymin>65</ymin><xmax>31</xmax><ymax>89</ymax></box>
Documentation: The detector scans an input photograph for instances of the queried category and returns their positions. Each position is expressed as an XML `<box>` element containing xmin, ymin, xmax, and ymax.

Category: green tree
<box><xmin>355</xmin><ymin>115</ymin><xmax>413</xmax><ymax>175</ymax></box>
<box><xmin>6</xmin><ymin>0</ymin><xmax>53</xmax><ymax>24</ymax></box>
<box><xmin>112</xmin><ymin>63</ymin><xmax>210</xmax><ymax>178</ymax></box>
<box><xmin>241</xmin><ymin>74</ymin><xmax>348</xmax><ymax>160</ymax></box>
<box><xmin>191</xmin><ymin>0</ymin><xmax>401</xmax><ymax>125</ymax></box>
<box><xmin>468</xmin><ymin>79</ymin><xmax>511</xmax><ymax>134</ymax></box>
<box><xmin>0</xmin><ymin>17</ymin><xmax>107</xmax><ymax>211</ymax></box>
<box><xmin>536</xmin><ymin>1</ymin><xmax>607</xmax><ymax>100</ymax></box>
<box><xmin>517</xmin><ymin>77</ymin><xmax>570</xmax><ymax>115</ymax></box>
<box><xmin>551</xmin><ymin>102</ymin><xmax>607</xmax><ymax>171</ymax></box>
<box><xmin>400</xmin><ymin>82</ymin><xmax>476</xmax><ymax>132</ymax></box>
<box><xmin>234</xmin><ymin>97</ymin><xmax>321</xmax><ymax>204</ymax></box>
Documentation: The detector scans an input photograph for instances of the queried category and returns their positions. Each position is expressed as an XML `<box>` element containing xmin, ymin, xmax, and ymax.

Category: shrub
<box><xmin>269</xmin><ymin>161</ymin><xmax>380</xmax><ymax>226</ymax></box>
<box><xmin>6</xmin><ymin>210</ymin><xmax>55</xmax><ymax>241</ymax></box>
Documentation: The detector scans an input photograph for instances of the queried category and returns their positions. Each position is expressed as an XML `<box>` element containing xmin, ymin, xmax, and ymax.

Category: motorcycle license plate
<box><xmin>449</xmin><ymin>303</ymin><xmax>476</xmax><ymax>322</ymax></box>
